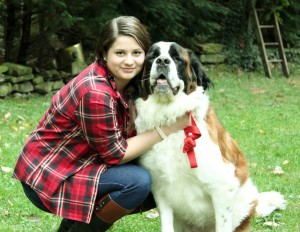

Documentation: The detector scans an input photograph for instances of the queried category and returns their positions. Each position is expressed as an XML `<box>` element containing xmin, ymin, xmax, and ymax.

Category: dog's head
<box><xmin>141</xmin><ymin>42</ymin><xmax>212</xmax><ymax>102</ymax></box>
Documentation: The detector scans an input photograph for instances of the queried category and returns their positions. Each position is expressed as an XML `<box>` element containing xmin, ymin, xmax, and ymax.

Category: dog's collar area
<box><xmin>183</xmin><ymin>115</ymin><xmax>201</xmax><ymax>168</ymax></box>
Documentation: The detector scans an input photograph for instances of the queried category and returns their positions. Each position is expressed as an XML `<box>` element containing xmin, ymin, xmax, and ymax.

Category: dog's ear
<box><xmin>140</xmin><ymin>60</ymin><xmax>152</xmax><ymax>99</ymax></box>
<box><xmin>189</xmin><ymin>51</ymin><xmax>212</xmax><ymax>90</ymax></box>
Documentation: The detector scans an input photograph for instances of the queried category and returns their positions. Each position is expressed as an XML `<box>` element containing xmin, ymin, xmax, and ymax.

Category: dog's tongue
<box><xmin>157</xmin><ymin>79</ymin><xmax>168</xmax><ymax>85</ymax></box>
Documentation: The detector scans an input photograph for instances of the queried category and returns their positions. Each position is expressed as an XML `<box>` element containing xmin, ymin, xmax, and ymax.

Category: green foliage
<box><xmin>281</xmin><ymin>0</ymin><xmax>300</xmax><ymax>47</ymax></box>
<box><xmin>119</xmin><ymin>0</ymin><xmax>228</xmax><ymax>50</ymax></box>
<box><xmin>255</xmin><ymin>0</ymin><xmax>300</xmax><ymax>47</ymax></box>
<box><xmin>61</xmin><ymin>0</ymin><xmax>121</xmax><ymax>43</ymax></box>
<box><xmin>1</xmin><ymin>0</ymin><xmax>300</xmax><ymax>69</ymax></box>
<box><xmin>222</xmin><ymin>0</ymin><xmax>261</xmax><ymax>71</ymax></box>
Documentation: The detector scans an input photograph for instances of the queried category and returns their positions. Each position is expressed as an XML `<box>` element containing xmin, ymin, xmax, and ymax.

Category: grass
<box><xmin>0</xmin><ymin>65</ymin><xmax>299</xmax><ymax>231</ymax></box>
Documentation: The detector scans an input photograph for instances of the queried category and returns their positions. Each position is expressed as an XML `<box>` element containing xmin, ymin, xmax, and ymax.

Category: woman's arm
<box><xmin>119</xmin><ymin>113</ymin><xmax>191</xmax><ymax>164</ymax></box>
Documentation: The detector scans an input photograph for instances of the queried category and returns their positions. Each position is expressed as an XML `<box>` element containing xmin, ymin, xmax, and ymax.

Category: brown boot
<box><xmin>93</xmin><ymin>194</ymin><xmax>133</xmax><ymax>224</ymax></box>
<box><xmin>65</xmin><ymin>194</ymin><xmax>134</xmax><ymax>232</ymax></box>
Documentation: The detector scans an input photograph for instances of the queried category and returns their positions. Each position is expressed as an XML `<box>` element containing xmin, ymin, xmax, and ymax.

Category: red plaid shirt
<box><xmin>13</xmin><ymin>61</ymin><xmax>131</xmax><ymax>223</ymax></box>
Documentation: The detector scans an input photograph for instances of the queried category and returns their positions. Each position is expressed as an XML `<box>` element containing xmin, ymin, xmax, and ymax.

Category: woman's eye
<box><xmin>116</xmin><ymin>51</ymin><xmax>125</xmax><ymax>56</ymax></box>
<box><xmin>133</xmin><ymin>51</ymin><xmax>143</xmax><ymax>56</ymax></box>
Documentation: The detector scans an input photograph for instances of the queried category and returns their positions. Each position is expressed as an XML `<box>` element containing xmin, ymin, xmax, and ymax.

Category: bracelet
<box><xmin>155</xmin><ymin>126</ymin><xmax>167</xmax><ymax>140</ymax></box>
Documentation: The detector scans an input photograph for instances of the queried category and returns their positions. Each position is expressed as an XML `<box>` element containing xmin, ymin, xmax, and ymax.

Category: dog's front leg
<box><xmin>155</xmin><ymin>196</ymin><xmax>175</xmax><ymax>232</ymax></box>
<box><xmin>211</xmin><ymin>189</ymin><xmax>236</xmax><ymax>232</ymax></box>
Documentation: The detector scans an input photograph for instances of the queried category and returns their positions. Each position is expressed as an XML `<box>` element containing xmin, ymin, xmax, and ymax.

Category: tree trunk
<box><xmin>4</xmin><ymin>0</ymin><xmax>16</xmax><ymax>62</ymax></box>
<box><xmin>18</xmin><ymin>0</ymin><xmax>33</xmax><ymax>64</ymax></box>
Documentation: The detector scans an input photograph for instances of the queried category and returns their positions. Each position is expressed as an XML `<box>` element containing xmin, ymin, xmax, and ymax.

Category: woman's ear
<box><xmin>102</xmin><ymin>51</ymin><xmax>107</xmax><ymax>61</ymax></box>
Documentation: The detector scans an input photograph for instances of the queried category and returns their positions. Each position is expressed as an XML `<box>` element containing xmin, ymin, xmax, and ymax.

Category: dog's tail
<box><xmin>255</xmin><ymin>191</ymin><xmax>287</xmax><ymax>217</ymax></box>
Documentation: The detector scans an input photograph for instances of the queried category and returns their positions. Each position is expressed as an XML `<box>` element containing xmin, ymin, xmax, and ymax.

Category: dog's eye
<box><xmin>174</xmin><ymin>56</ymin><xmax>183</xmax><ymax>63</ymax></box>
<box><xmin>148</xmin><ymin>56</ymin><xmax>157</xmax><ymax>62</ymax></box>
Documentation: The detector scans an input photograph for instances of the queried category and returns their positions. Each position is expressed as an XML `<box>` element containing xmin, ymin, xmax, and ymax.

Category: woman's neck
<box><xmin>115</xmin><ymin>79</ymin><xmax>130</xmax><ymax>96</ymax></box>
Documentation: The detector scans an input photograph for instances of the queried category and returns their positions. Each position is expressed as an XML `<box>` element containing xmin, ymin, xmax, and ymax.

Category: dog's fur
<box><xmin>134</xmin><ymin>42</ymin><xmax>286</xmax><ymax>232</ymax></box>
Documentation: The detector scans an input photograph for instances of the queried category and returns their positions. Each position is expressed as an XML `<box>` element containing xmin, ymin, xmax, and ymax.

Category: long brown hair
<box><xmin>96</xmin><ymin>16</ymin><xmax>151</xmax><ymax>101</ymax></box>
<box><xmin>95</xmin><ymin>16</ymin><xmax>151</xmax><ymax>133</ymax></box>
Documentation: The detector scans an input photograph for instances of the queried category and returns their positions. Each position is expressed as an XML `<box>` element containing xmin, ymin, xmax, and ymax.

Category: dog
<box><xmin>134</xmin><ymin>42</ymin><xmax>286</xmax><ymax>232</ymax></box>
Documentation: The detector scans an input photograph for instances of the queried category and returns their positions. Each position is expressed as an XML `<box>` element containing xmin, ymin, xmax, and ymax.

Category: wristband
<box><xmin>155</xmin><ymin>126</ymin><xmax>167</xmax><ymax>140</ymax></box>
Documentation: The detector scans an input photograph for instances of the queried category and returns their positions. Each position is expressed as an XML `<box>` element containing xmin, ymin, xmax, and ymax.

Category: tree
<box><xmin>1</xmin><ymin>0</ymin><xmax>299</xmax><ymax>70</ymax></box>
<box><xmin>119</xmin><ymin>0</ymin><xmax>228</xmax><ymax>50</ymax></box>
<box><xmin>3</xmin><ymin>0</ymin><xmax>19</xmax><ymax>62</ymax></box>
<box><xmin>279</xmin><ymin>0</ymin><xmax>300</xmax><ymax>47</ymax></box>
<box><xmin>18</xmin><ymin>0</ymin><xmax>33</xmax><ymax>64</ymax></box>
<box><xmin>222</xmin><ymin>0</ymin><xmax>260</xmax><ymax>71</ymax></box>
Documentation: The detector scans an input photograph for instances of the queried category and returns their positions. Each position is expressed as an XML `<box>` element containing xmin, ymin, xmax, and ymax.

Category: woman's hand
<box><xmin>160</xmin><ymin>112</ymin><xmax>191</xmax><ymax>136</ymax></box>
<box><xmin>119</xmin><ymin>112</ymin><xmax>192</xmax><ymax>164</ymax></box>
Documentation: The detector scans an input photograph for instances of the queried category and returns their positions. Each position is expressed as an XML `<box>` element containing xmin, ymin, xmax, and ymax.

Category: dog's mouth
<box><xmin>153</xmin><ymin>75</ymin><xmax>180</xmax><ymax>96</ymax></box>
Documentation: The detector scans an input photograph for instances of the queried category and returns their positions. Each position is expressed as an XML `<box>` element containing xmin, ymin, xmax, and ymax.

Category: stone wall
<box><xmin>195</xmin><ymin>43</ymin><xmax>225</xmax><ymax>64</ymax></box>
<box><xmin>0</xmin><ymin>63</ymin><xmax>74</xmax><ymax>97</ymax></box>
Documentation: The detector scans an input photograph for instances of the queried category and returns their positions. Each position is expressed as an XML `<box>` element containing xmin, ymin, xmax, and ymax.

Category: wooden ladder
<box><xmin>253</xmin><ymin>8</ymin><xmax>290</xmax><ymax>78</ymax></box>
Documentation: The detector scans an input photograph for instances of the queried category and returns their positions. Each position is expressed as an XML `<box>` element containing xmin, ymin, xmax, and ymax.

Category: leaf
<box><xmin>263</xmin><ymin>221</ymin><xmax>279</xmax><ymax>227</ymax></box>
<box><xmin>250</xmin><ymin>162</ymin><xmax>257</xmax><ymax>168</ymax></box>
<box><xmin>23</xmin><ymin>123</ymin><xmax>31</xmax><ymax>128</ymax></box>
<box><xmin>259</xmin><ymin>129</ymin><xmax>266</xmax><ymax>134</ymax></box>
<box><xmin>272</xmin><ymin>166</ymin><xmax>284</xmax><ymax>175</ymax></box>
<box><xmin>10</xmin><ymin>126</ymin><xmax>19</xmax><ymax>131</ymax></box>
<box><xmin>145</xmin><ymin>209</ymin><xmax>159</xmax><ymax>219</ymax></box>
<box><xmin>283</xmin><ymin>160</ymin><xmax>289</xmax><ymax>165</ymax></box>
<box><xmin>8</xmin><ymin>200</ymin><xmax>14</xmax><ymax>206</ymax></box>
<box><xmin>17</xmin><ymin>115</ymin><xmax>25</xmax><ymax>121</ymax></box>
<box><xmin>1</xmin><ymin>166</ymin><xmax>13</xmax><ymax>173</ymax></box>
<box><xmin>4</xmin><ymin>112</ymin><xmax>11</xmax><ymax>119</ymax></box>
<box><xmin>251</xmin><ymin>87</ymin><xmax>266</xmax><ymax>94</ymax></box>
<box><xmin>3</xmin><ymin>210</ymin><xmax>10</xmax><ymax>216</ymax></box>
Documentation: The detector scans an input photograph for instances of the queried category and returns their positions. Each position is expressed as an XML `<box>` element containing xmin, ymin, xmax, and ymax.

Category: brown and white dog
<box><xmin>134</xmin><ymin>42</ymin><xmax>286</xmax><ymax>232</ymax></box>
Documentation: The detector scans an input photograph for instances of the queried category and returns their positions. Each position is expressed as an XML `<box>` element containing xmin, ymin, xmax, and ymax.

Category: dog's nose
<box><xmin>156</xmin><ymin>56</ymin><xmax>170</xmax><ymax>66</ymax></box>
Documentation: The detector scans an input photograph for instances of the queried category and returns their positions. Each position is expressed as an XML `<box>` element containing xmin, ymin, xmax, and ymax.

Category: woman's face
<box><xmin>105</xmin><ymin>35</ymin><xmax>145</xmax><ymax>90</ymax></box>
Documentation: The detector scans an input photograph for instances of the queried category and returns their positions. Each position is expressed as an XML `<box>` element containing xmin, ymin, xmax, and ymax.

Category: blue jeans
<box><xmin>21</xmin><ymin>164</ymin><xmax>156</xmax><ymax>213</ymax></box>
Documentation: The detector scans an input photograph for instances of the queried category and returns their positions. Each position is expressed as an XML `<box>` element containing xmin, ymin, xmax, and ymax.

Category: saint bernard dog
<box><xmin>134</xmin><ymin>42</ymin><xmax>286</xmax><ymax>232</ymax></box>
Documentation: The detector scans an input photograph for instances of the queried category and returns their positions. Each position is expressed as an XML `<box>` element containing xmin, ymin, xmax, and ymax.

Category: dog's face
<box><xmin>141</xmin><ymin>42</ymin><xmax>211</xmax><ymax>102</ymax></box>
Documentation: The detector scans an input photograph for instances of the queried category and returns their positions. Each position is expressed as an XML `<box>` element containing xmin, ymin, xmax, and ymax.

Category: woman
<box><xmin>13</xmin><ymin>16</ymin><xmax>191</xmax><ymax>231</ymax></box>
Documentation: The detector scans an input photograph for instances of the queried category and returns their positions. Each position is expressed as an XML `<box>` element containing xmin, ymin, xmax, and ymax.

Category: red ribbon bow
<box><xmin>183</xmin><ymin>115</ymin><xmax>201</xmax><ymax>168</ymax></box>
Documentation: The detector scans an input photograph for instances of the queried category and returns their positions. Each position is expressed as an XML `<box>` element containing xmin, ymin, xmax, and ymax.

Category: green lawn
<box><xmin>0</xmin><ymin>66</ymin><xmax>299</xmax><ymax>231</ymax></box>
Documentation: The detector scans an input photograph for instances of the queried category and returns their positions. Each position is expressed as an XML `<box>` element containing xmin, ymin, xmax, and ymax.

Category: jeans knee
<box><xmin>134</xmin><ymin>166</ymin><xmax>152</xmax><ymax>194</ymax></box>
<box><xmin>99</xmin><ymin>164</ymin><xmax>153</xmax><ymax>209</ymax></box>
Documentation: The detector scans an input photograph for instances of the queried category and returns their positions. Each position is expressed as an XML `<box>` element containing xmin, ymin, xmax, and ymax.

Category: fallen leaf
<box><xmin>8</xmin><ymin>200</ymin><xmax>14</xmax><ymax>206</ymax></box>
<box><xmin>28</xmin><ymin>215</ymin><xmax>41</xmax><ymax>222</ymax></box>
<box><xmin>146</xmin><ymin>209</ymin><xmax>159</xmax><ymax>219</ymax></box>
<box><xmin>4</xmin><ymin>112</ymin><xmax>11</xmax><ymax>119</ymax></box>
<box><xmin>10</xmin><ymin>126</ymin><xmax>18</xmax><ymax>131</ymax></box>
<box><xmin>251</xmin><ymin>87</ymin><xmax>266</xmax><ymax>94</ymax></box>
<box><xmin>217</xmin><ymin>88</ymin><xmax>225</xmax><ymax>93</ymax></box>
<box><xmin>283</xmin><ymin>160</ymin><xmax>289</xmax><ymax>165</ymax></box>
<box><xmin>3</xmin><ymin>210</ymin><xmax>10</xmax><ymax>216</ymax></box>
<box><xmin>263</xmin><ymin>221</ymin><xmax>279</xmax><ymax>227</ymax></box>
<box><xmin>23</xmin><ymin>123</ymin><xmax>31</xmax><ymax>128</ymax></box>
<box><xmin>272</xmin><ymin>166</ymin><xmax>284</xmax><ymax>175</ymax></box>
<box><xmin>17</xmin><ymin>115</ymin><xmax>25</xmax><ymax>121</ymax></box>
<box><xmin>287</xmin><ymin>80</ymin><xmax>295</xmax><ymax>86</ymax></box>
<box><xmin>250</xmin><ymin>163</ymin><xmax>257</xmax><ymax>168</ymax></box>
<box><xmin>259</xmin><ymin>129</ymin><xmax>266</xmax><ymax>134</ymax></box>
<box><xmin>1</xmin><ymin>166</ymin><xmax>13</xmax><ymax>173</ymax></box>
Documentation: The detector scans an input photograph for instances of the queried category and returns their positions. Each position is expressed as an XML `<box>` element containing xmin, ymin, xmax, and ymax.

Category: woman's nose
<box><xmin>124</xmin><ymin>54</ymin><xmax>134</xmax><ymax>64</ymax></box>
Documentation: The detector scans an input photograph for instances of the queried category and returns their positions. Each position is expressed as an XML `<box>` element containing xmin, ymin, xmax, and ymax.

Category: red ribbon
<box><xmin>183</xmin><ymin>115</ymin><xmax>201</xmax><ymax>168</ymax></box>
